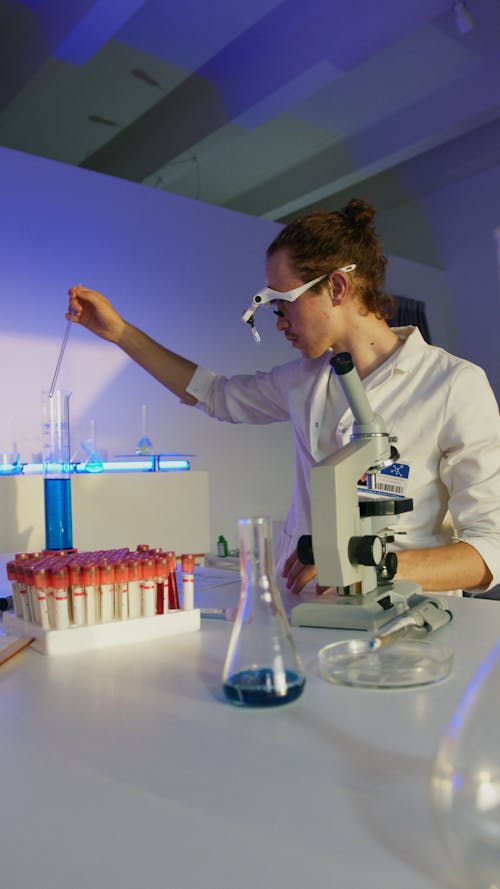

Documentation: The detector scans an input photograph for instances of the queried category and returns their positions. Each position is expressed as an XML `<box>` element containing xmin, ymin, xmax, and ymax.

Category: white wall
<box><xmin>385</xmin><ymin>255</ymin><xmax>459</xmax><ymax>353</ymax></box>
<box><xmin>0</xmin><ymin>146</ymin><xmax>473</xmax><ymax>554</ymax></box>
<box><xmin>380</xmin><ymin>164</ymin><xmax>500</xmax><ymax>400</ymax></box>
<box><xmin>0</xmin><ymin>147</ymin><xmax>295</xmax><ymax>552</ymax></box>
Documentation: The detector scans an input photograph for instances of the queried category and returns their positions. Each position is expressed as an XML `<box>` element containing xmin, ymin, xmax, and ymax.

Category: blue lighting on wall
<box><xmin>13</xmin><ymin>457</ymin><xmax>191</xmax><ymax>475</ymax></box>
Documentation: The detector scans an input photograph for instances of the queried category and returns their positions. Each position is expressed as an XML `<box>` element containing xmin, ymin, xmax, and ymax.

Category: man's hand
<box><xmin>282</xmin><ymin>549</ymin><xmax>318</xmax><ymax>594</ymax></box>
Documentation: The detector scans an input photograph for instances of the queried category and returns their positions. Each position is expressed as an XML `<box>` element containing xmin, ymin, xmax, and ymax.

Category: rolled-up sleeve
<box><xmin>186</xmin><ymin>363</ymin><xmax>292</xmax><ymax>424</ymax></box>
<box><xmin>438</xmin><ymin>364</ymin><xmax>500</xmax><ymax>591</ymax></box>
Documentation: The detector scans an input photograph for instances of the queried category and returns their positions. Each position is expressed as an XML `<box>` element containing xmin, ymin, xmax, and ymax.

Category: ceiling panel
<box><xmin>0</xmin><ymin>0</ymin><xmax>498</xmax><ymax>225</ymax></box>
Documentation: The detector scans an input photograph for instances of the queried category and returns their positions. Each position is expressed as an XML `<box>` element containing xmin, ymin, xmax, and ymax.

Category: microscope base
<box><xmin>290</xmin><ymin>581</ymin><xmax>421</xmax><ymax>631</ymax></box>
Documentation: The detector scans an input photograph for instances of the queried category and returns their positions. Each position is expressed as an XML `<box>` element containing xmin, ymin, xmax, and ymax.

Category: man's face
<box><xmin>266</xmin><ymin>250</ymin><xmax>335</xmax><ymax>359</ymax></box>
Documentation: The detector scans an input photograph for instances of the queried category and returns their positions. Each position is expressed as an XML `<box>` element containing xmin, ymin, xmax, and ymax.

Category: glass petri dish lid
<box><xmin>318</xmin><ymin>638</ymin><xmax>454</xmax><ymax>689</ymax></box>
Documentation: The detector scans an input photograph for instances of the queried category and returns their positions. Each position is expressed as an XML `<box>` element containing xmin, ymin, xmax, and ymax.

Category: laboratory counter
<box><xmin>0</xmin><ymin>559</ymin><xmax>499</xmax><ymax>889</ymax></box>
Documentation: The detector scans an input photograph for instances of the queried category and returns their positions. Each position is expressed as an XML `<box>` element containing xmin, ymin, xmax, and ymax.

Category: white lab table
<box><xmin>0</xmin><ymin>558</ymin><xmax>499</xmax><ymax>889</ymax></box>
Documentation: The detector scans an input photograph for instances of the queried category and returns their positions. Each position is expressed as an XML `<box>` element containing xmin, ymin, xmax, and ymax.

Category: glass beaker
<box><xmin>42</xmin><ymin>389</ymin><xmax>73</xmax><ymax>550</ymax></box>
<box><xmin>430</xmin><ymin>640</ymin><xmax>500</xmax><ymax>888</ymax></box>
<box><xmin>222</xmin><ymin>516</ymin><xmax>306</xmax><ymax>707</ymax></box>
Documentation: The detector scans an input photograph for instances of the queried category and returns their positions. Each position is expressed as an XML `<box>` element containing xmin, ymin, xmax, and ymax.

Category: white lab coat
<box><xmin>187</xmin><ymin>327</ymin><xmax>500</xmax><ymax>595</ymax></box>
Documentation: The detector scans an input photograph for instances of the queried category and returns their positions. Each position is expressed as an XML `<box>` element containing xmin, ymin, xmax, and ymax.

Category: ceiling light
<box><xmin>452</xmin><ymin>1</ymin><xmax>476</xmax><ymax>34</ymax></box>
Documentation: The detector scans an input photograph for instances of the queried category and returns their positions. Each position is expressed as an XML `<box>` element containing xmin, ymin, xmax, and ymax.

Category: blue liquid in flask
<box><xmin>223</xmin><ymin>668</ymin><xmax>305</xmax><ymax>707</ymax></box>
<box><xmin>44</xmin><ymin>477</ymin><xmax>73</xmax><ymax>550</ymax></box>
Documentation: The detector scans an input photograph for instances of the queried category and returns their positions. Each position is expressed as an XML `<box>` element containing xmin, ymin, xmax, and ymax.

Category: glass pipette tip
<box><xmin>48</xmin><ymin>317</ymin><xmax>72</xmax><ymax>398</ymax></box>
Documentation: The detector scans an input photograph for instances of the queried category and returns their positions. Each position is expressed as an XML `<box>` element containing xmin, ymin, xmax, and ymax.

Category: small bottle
<box><xmin>222</xmin><ymin>517</ymin><xmax>306</xmax><ymax>707</ymax></box>
<box><xmin>217</xmin><ymin>535</ymin><xmax>228</xmax><ymax>557</ymax></box>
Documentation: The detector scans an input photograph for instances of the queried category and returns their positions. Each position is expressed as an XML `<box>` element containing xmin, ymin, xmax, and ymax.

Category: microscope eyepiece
<box><xmin>331</xmin><ymin>352</ymin><xmax>354</xmax><ymax>375</ymax></box>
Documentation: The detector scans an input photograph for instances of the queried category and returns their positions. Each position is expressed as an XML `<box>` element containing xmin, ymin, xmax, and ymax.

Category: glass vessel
<box><xmin>430</xmin><ymin>640</ymin><xmax>500</xmax><ymax>888</ymax></box>
<box><xmin>42</xmin><ymin>389</ymin><xmax>73</xmax><ymax>550</ymax></box>
<box><xmin>222</xmin><ymin>516</ymin><xmax>306</xmax><ymax>707</ymax></box>
<box><xmin>136</xmin><ymin>403</ymin><xmax>154</xmax><ymax>455</ymax></box>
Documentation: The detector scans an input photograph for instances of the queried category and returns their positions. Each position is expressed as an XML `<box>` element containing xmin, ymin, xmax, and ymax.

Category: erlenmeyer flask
<box><xmin>430</xmin><ymin>640</ymin><xmax>500</xmax><ymax>888</ymax></box>
<box><xmin>222</xmin><ymin>516</ymin><xmax>306</xmax><ymax>707</ymax></box>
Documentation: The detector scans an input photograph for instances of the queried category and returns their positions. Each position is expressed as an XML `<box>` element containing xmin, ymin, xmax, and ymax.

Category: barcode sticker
<box><xmin>358</xmin><ymin>463</ymin><xmax>410</xmax><ymax>500</ymax></box>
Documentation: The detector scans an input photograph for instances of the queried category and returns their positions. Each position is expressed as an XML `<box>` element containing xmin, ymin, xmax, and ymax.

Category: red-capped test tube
<box><xmin>51</xmin><ymin>565</ymin><xmax>70</xmax><ymax>630</ymax></box>
<box><xmin>126</xmin><ymin>558</ymin><xmax>141</xmax><ymax>619</ymax></box>
<box><xmin>82</xmin><ymin>562</ymin><xmax>99</xmax><ymax>624</ymax></box>
<box><xmin>155</xmin><ymin>554</ymin><xmax>168</xmax><ymax>614</ymax></box>
<box><xmin>114</xmin><ymin>561</ymin><xmax>128</xmax><ymax>621</ymax></box>
<box><xmin>166</xmin><ymin>551</ymin><xmax>179</xmax><ymax>610</ymax></box>
<box><xmin>140</xmin><ymin>557</ymin><xmax>156</xmax><ymax>618</ymax></box>
<box><xmin>6</xmin><ymin>560</ymin><xmax>23</xmax><ymax>619</ymax></box>
<box><xmin>181</xmin><ymin>554</ymin><xmax>195</xmax><ymax>611</ymax></box>
<box><xmin>23</xmin><ymin>563</ymin><xmax>38</xmax><ymax>624</ymax></box>
<box><xmin>69</xmin><ymin>562</ymin><xmax>85</xmax><ymax>626</ymax></box>
<box><xmin>99</xmin><ymin>562</ymin><xmax>115</xmax><ymax>623</ymax></box>
<box><xmin>33</xmin><ymin>566</ymin><xmax>51</xmax><ymax>629</ymax></box>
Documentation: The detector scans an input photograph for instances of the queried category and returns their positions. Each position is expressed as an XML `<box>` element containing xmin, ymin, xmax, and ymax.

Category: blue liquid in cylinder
<box><xmin>44</xmin><ymin>477</ymin><xmax>73</xmax><ymax>550</ymax></box>
<box><xmin>223</xmin><ymin>669</ymin><xmax>305</xmax><ymax>707</ymax></box>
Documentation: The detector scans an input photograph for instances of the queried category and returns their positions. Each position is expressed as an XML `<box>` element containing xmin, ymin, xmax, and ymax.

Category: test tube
<box><xmin>33</xmin><ymin>567</ymin><xmax>50</xmax><ymax>630</ymax></box>
<box><xmin>140</xmin><ymin>557</ymin><xmax>156</xmax><ymax>617</ymax></box>
<box><xmin>51</xmin><ymin>565</ymin><xmax>70</xmax><ymax>630</ymax></box>
<box><xmin>69</xmin><ymin>562</ymin><xmax>85</xmax><ymax>626</ymax></box>
<box><xmin>99</xmin><ymin>562</ymin><xmax>115</xmax><ymax>623</ymax></box>
<box><xmin>17</xmin><ymin>561</ymin><xmax>33</xmax><ymax>623</ymax></box>
<box><xmin>166</xmin><ymin>551</ymin><xmax>179</xmax><ymax>610</ymax></box>
<box><xmin>126</xmin><ymin>558</ymin><xmax>141</xmax><ymax>619</ymax></box>
<box><xmin>25</xmin><ymin>564</ymin><xmax>40</xmax><ymax>625</ymax></box>
<box><xmin>82</xmin><ymin>561</ymin><xmax>98</xmax><ymax>624</ymax></box>
<box><xmin>115</xmin><ymin>561</ymin><xmax>128</xmax><ymax>621</ymax></box>
<box><xmin>6</xmin><ymin>561</ymin><xmax>23</xmax><ymax>618</ymax></box>
<box><xmin>155</xmin><ymin>553</ymin><xmax>168</xmax><ymax>614</ymax></box>
<box><xmin>181</xmin><ymin>554</ymin><xmax>195</xmax><ymax>610</ymax></box>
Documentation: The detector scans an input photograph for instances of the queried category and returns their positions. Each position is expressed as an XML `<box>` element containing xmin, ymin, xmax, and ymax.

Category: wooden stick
<box><xmin>0</xmin><ymin>637</ymin><xmax>34</xmax><ymax>667</ymax></box>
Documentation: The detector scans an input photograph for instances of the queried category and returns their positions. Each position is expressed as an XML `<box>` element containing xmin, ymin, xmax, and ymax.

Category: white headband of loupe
<box><xmin>241</xmin><ymin>265</ymin><xmax>356</xmax><ymax>343</ymax></box>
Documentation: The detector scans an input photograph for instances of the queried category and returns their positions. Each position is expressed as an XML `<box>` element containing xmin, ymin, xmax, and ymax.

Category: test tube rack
<box><xmin>2</xmin><ymin>609</ymin><xmax>200</xmax><ymax>656</ymax></box>
<box><xmin>4</xmin><ymin>546</ymin><xmax>199</xmax><ymax>656</ymax></box>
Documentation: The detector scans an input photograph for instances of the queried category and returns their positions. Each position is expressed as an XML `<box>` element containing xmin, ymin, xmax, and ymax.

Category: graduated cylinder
<box><xmin>42</xmin><ymin>389</ymin><xmax>73</xmax><ymax>550</ymax></box>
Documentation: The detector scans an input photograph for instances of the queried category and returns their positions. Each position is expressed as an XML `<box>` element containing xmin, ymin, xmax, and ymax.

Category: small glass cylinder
<box><xmin>42</xmin><ymin>389</ymin><xmax>73</xmax><ymax>550</ymax></box>
<box><xmin>222</xmin><ymin>516</ymin><xmax>306</xmax><ymax>707</ymax></box>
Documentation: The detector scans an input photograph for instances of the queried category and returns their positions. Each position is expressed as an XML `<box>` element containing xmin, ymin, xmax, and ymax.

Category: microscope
<box><xmin>291</xmin><ymin>352</ymin><xmax>423</xmax><ymax>631</ymax></box>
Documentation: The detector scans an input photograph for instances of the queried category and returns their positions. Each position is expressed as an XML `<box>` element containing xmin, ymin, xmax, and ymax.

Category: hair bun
<box><xmin>341</xmin><ymin>199</ymin><xmax>376</xmax><ymax>230</ymax></box>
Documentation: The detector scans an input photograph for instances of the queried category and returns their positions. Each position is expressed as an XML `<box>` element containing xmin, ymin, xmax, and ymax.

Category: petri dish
<box><xmin>318</xmin><ymin>638</ymin><xmax>454</xmax><ymax>689</ymax></box>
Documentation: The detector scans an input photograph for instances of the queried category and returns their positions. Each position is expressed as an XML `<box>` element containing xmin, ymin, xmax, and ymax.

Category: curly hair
<box><xmin>267</xmin><ymin>199</ymin><xmax>395</xmax><ymax>320</ymax></box>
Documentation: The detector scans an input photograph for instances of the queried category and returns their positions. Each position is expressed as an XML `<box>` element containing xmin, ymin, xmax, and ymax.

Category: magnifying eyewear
<box><xmin>241</xmin><ymin>265</ymin><xmax>356</xmax><ymax>343</ymax></box>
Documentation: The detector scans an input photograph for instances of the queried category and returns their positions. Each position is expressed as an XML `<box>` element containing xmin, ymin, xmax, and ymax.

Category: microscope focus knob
<box><xmin>348</xmin><ymin>535</ymin><xmax>384</xmax><ymax>567</ymax></box>
<box><xmin>297</xmin><ymin>535</ymin><xmax>315</xmax><ymax>565</ymax></box>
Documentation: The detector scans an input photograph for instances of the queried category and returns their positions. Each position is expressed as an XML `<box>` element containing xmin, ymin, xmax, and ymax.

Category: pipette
<box><xmin>369</xmin><ymin>597</ymin><xmax>452</xmax><ymax>650</ymax></box>
<box><xmin>48</xmin><ymin>317</ymin><xmax>72</xmax><ymax>398</ymax></box>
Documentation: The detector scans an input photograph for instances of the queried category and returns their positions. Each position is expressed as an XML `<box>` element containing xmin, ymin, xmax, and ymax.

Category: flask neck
<box><xmin>239</xmin><ymin>517</ymin><xmax>280</xmax><ymax>604</ymax></box>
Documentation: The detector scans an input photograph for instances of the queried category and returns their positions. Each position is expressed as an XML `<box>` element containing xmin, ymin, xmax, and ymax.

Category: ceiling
<box><xmin>1</xmin><ymin>0</ymin><xmax>499</xmax><ymax>223</ymax></box>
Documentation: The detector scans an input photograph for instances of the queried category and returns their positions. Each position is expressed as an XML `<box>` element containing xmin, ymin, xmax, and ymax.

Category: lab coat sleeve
<box><xmin>438</xmin><ymin>363</ymin><xmax>500</xmax><ymax>591</ymax></box>
<box><xmin>186</xmin><ymin>363</ymin><xmax>292</xmax><ymax>424</ymax></box>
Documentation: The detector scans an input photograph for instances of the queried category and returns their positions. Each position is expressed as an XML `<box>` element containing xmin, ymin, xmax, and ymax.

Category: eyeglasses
<box><xmin>241</xmin><ymin>264</ymin><xmax>356</xmax><ymax>343</ymax></box>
